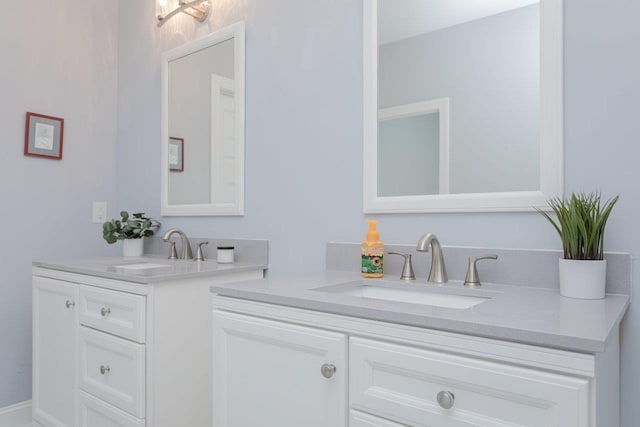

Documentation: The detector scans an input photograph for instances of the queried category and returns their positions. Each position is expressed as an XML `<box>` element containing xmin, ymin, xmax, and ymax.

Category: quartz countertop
<box><xmin>34</xmin><ymin>256</ymin><xmax>267</xmax><ymax>284</ymax></box>
<box><xmin>210</xmin><ymin>270</ymin><xmax>629</xmax><ymax>353</ymax></box>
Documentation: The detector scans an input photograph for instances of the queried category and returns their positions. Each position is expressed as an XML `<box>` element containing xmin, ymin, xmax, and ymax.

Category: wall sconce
<box><xmin>157</xmin><ymin>0</ymin><xmax>211</xmax><ymax>27</ymax></box>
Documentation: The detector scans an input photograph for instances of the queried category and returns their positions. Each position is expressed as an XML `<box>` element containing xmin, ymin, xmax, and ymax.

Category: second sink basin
<box><xmin>314</xmin><ymin>280</ymin><xmax>489</xmax><ymax>309</ymax></box>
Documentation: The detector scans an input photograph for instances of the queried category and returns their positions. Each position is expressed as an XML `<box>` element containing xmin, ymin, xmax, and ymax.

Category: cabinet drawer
<box><xmin>79</xmin><ymin>327</ymin><xmax>145</xmax><ymax>418</ymax></box>
<box><xmin>80</xmin><ymin>391</ymin><xmax>145</xmax><ymax>427</ymax></box>
<box><xmin>79</xmin><ymin>286</ymin><xmax>145</xmax><ymax>342</ymax></box>
<box><xmin>350</xmin><ymin>337</ymin><xmax>589</xmax><ymax>427</ymax></box>
<box><xmin>350</xmin><ymin>410</ymin><xmax>406</xmax><ymax>427</ymax></box>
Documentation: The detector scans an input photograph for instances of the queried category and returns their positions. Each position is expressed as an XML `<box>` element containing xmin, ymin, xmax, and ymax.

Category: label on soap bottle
<box><xmin>362</xmin><ymin>246</ymin><xmax>384</xmax><ymax>275</ymax></box>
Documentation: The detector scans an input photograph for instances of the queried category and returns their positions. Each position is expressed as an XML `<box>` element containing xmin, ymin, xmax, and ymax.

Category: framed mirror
<box><xmin>161</xmin><ymin>22</ymin><xmax>245</xmax><ymax>216</ymax></box>
<box><xmin>363</xmin><ymin>0</ymin><xmax>563</xmax><ymax>213</ymax></box>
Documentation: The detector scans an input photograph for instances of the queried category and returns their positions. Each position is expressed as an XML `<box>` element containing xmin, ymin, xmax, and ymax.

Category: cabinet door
<box><xmin>33</xmin><ymin>276</ymin><xmax>79</xmax><ymax>427</ymax></box>
<box><xmin>213</xmin><ymin>310</ymin><xmax>347</xmax><ymax>427</ymax></box>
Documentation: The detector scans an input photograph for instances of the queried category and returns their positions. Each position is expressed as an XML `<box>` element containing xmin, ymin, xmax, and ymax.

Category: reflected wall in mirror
<box><xmin>363</xmin><ymin>0</ymin><xmax>563</xmax><ymax>213</ymax></box>
<box><xmin>161</xmin><ymin>22</ymin><xmax>245</xmax><ymax>216</ymax></box>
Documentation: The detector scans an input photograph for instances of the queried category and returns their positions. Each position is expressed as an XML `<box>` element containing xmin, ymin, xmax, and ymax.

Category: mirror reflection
<box><xmin>161</xmin><ymin>22</ymin><xmax>245</xmax><ymax>216</ymax></box>
<box><xmin>168</xmin><ymin>38</ymin><xmax>235</xmax><ymax>205</ymax></box>
<box><xmin>377</xmin><ymin>0</ymin><xmax>540</xmax><ymax>196</ymax></box>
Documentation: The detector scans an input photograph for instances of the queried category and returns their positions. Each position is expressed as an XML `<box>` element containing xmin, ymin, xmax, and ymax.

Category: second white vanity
<box><xmin>211</xmin><ymin>246</ymin><xmax>629</xmax><ymax>427</ymax></box>
<box><xmin>32</xmin><ymin>244</ymin><xmax>267</xmax><ymax>427</ymax></box>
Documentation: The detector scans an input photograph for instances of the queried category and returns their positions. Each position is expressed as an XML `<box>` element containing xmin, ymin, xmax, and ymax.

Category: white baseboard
<box><xmin>0</xmin><ymin>400</ymin><xmax>31</xmax><ymax>427</ymax></box>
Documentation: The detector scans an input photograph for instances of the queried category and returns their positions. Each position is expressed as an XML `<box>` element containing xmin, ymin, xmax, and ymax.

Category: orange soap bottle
<box><xmin>361</xmin><ymin>220</ymin><xmax>384</xmax><ymax>278</ymax></box>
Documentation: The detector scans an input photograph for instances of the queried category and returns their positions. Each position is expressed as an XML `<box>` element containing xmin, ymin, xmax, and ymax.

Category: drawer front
<box><xmin>79</xmin><ymin>391</ymin><xmax>145</xmax><ymax>427</ymax></box>
<box><xmin>79</xmin><ymin>286</ymin><xmax>145</xmax><ymax>342</ymax></box>
<box><xmin>350</xmin><ymin>337</ymin><xmax>589</xmax><ymax>427</ymax></box>
<box><xmin>79</xmin><ymin>327</ymin><xmax>145</xmax><ymax>418</ymax></box>
<box><xmin>350</xmin><ymin>410</ymin><xmax>407</xmax><ymax>427</ymax></box>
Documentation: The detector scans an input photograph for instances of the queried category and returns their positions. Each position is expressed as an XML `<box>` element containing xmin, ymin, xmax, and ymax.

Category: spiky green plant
<box><xmin>102</xmin><ymin>211</ymin><xmax>161</xmax><ymax>244</ymax></box>
<box><xmin>536</xmin><ymin>192</ymin><xmax>618</xmax><ymax>260</ymax></box>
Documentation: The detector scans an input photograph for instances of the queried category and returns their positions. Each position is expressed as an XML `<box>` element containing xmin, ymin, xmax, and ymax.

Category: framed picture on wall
<box><xmin>24</xmin><ymin>112</ymin><xmax>64</xmax><ymax>160</ymax></box>
<box><xmin>169</xmin><ymin>136</ymin><xmax>184</xmax><ymax>172</ymax></box>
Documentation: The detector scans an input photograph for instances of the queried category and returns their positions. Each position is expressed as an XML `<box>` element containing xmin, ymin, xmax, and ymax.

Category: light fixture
<box><xmin>157</xmin><ymin>0</ymin><xmax>211</xmax><ymax>27</ymax></box>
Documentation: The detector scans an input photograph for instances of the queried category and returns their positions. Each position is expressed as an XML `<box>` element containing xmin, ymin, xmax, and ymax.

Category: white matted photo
<box><xmin>24</xmin><ymin>112</ymin><xmax>64</xmax><ymax>159</ymax></box>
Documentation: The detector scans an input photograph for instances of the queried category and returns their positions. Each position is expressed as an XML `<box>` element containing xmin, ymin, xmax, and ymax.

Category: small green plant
<box><xmin>536</xmin><ymin>192</ymin><xmax>619</xmax><ymax>260</ymax></box>
<box><xmin>102</xmin><ymin>211</ymin><xmax>161</xmax><ymax>244</ymax></box>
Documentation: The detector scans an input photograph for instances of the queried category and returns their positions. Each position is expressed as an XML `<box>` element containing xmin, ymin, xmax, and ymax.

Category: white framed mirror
<box><xmin>161</xmin><ymin>22</ymin><xmax>245</xmax><ymax>216</ymax></box>
<box><xmin>363</xmin><ymin>0</ymin><xmax>563</xmax><ymax>213</ymax></box>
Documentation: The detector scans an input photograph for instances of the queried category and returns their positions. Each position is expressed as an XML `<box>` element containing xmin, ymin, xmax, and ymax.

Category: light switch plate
<box><xmin>92</xmin><ymin>201</ymin><xmax>107</xmax><ymax>223</ymax></box>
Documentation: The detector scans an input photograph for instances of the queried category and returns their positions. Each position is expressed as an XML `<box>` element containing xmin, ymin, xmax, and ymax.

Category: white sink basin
<box><xmin>112</xmin><ymin>262</ymin><xmax>172</xmax><ymax>270</ymax></box>
<box><xmin>315</xmin><ymin>280</ymin><xmax>489</xmax><ymax>309</ymax></box>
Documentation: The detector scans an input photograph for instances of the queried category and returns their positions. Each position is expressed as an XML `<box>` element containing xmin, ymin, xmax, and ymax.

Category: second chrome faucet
<box><xmin>163</xmin><ymin>228</ymin><xmax>193</xmax><ymax>260</ymax></box>
<box><xmin>416</xmin><ymin>233</ymin><xmax>448</xmax><ymax>284</ymax></box>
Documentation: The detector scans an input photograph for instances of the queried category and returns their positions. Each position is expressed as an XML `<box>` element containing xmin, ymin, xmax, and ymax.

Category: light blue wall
<box><xmin>117</xmin><ymin>1</ymin><xmax>640</xmax><ymax>424</ymax></box>
<box><xmin>0</xmin><ymin>0</ymin><xmax>119</xmax><ymax>407</ymax></box>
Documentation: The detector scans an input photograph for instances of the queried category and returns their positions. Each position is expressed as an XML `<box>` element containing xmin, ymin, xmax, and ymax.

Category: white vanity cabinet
<box><xmin>211</xmin><ymin>296</ymin><xmax>620</xmax><ymax>427</ymax></box>
<box><xmin>33</xmin><ymin>265</ymin><xmax>264</xmax><ymax>427</ymax></box>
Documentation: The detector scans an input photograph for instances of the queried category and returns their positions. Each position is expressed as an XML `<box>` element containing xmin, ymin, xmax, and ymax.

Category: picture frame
<box><xmin>24</xmin><ymin>112</ymin><xmax>64</xmax><ymax>160</ymax></box>
<box><xmin>168</xmin><ymin>136</ymin><xmax>184</xmax><ymax>172</ymax></box>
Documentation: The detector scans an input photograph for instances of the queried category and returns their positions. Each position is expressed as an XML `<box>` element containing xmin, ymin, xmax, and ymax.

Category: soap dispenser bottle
<box><xmin>362</xmin><ymin>220</ymin><xmax>384</xmax><ymax>278</ymax></box>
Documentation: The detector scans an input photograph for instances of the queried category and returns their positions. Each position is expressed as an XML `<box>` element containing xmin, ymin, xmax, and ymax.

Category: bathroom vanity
<box><xmin>211</xmin><ymin>256</ymin><xmax>629</xmax><ymax>427</ymax></box>
<box><xmin>32</xmin><ymin>255</ymin><xmax>266</xmax><ymax>427</ymax></box>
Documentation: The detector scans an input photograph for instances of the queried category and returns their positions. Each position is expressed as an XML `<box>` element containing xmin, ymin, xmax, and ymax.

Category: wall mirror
<box><xmin>161</xmin><ymin>22</ymin><xmax>245</xmax><ymax>216</ymax></box>
<box><xmin>363</xmin><ymin>0</ymin><xmax>563</xmax><ymax>213</ymax></box>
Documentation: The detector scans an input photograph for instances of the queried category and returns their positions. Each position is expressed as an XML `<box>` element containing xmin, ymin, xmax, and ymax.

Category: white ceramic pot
<box><xmin>123</xmin><ymin>238</ymin><xmax>144</xmax><ymax>257</ymax></box>
<box><xmin>558</xmin><ymin>258</ymin><xmax>607</xmax><ymax>299</ymax></box>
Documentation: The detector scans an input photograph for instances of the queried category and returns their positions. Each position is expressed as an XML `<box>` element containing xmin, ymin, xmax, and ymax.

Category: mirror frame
<box><xmin>363</xmin><ymin>0</ymin><xmax>563</xmax><ymax>213</ymax></box>
<box><xmin>161</xmin><ymin>21</ymin><xmax>245</xmax><ymax>216</ymax></box>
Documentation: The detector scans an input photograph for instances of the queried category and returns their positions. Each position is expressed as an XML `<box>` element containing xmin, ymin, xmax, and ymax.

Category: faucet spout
<box><xmin>416</xmin><ymin>233</ymin><xmax>448</xmax><ymax>283</ymax></box>
<box><xmin>162</xmin><ymin>228</ymin><xmax>193</xmax><ymax>260</ymax></box>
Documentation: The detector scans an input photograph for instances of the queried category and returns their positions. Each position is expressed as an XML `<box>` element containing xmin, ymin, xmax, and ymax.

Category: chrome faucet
<box><xmin>416</xmin><ymin>233</ymin><xmax>448</xmax><ymax>283</ymax></box>
<box><xmin>162</xmin><ymin>228</ymin><xmax>193</xmax><ymax>260</ymax></box>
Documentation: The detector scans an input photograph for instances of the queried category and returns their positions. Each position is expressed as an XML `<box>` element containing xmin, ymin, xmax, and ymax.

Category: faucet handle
<box><xmin>464</xmin><ymin>255</ymin><xmax>498</xmax><ymax>287</ymax></box>
<box><xmin>195</xmin><ymin>241</ymin><xmax>209</xmax><ymax>261</ymax></box>
<box><xmin>167</xmin><ymin>241</ymin><xmax>178</xmax><ymax>260</ymax></box>
<box><xmin>388</xmin><ymin>251</ymin><xmax>416</xmax><ymax>281</ymax></box>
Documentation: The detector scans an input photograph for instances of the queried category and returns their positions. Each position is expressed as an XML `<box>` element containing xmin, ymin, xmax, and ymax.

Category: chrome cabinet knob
<box><xmin>100</xmin><ymin>307</ymin><xmax>111</xmax><ymax>317</ymax></box>
<box><xmin>437</xmin><ymin>391</ymin><xmax>455</xmax><ymax>409</ymax></box>
<box><xmin>320</xmin><ymin>363</ymin><xmax>336</xmax><ymax>379</ymax></box>
<box><xmin>100</xmin><ymin>365</ymin><xmax>111</xmax><ymax>375</ymax></box>
<box><xmin>65</xmin><ymin>300</ymin><xmax>75</xmax><ymax>309</ymax></box>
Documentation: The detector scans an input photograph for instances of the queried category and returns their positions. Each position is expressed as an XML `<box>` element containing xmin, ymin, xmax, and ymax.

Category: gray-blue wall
<box><xmin>0</xmin><ymin>0</ymin><xmax>119</xmax><ymax>407</ymax></box>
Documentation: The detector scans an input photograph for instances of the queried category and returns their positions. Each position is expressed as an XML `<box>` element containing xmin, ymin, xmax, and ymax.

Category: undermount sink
<box><xmin>314</xmin><ymin>280</ymin><xmax>489</xmax><ymax>309</ymax></box>
<box><xmin>111</xmin><ymin>262</ymin><xmax>172</xmax><ymax>270</ymax></box>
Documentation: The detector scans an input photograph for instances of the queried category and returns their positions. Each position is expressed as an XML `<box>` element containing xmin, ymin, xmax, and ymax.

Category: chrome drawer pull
<box><xmin>100</xmin><ymin>365</ymin><xmax>111</xmax><ymax>375</ymax></box>
<box><xmin>65</xmin><ymin>300</ymin><xmax>75</xmax><ymax>309</ymax></box>
<box><xmin>437</xmin><ymin>391</ymin><xmax>455</xmax><ymax>409</ymax></box>
<box><xmin>321</xmin><ymin>363</ymin><xmax>336</xmax><ymax>379</ymax></box>
<box><xmin>100</xmin><ymin>307</ymin><xmax>111</xmax><ymax>317</ymax></box>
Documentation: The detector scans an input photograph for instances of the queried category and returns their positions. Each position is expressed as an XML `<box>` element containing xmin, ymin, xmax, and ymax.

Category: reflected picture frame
<box><xmin>169</xmin><ymin>136</ymin><xmax>184</xmax><ymax>172</ymax></box>
<box><xmin>24</xmin><ymin>112</ymin><xmax>64</xmax><ymax>160</ymax></box>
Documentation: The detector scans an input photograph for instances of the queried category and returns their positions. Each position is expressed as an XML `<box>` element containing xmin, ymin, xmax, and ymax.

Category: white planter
<box><xmin>558</xmin><ymin>259</ymin><xmax>607</xmax><ymax>299</ymax></box>
<box><xmin>123</xmin><ymin>238</ymin><xmax>144</xmax><ymax>257</ymax></box>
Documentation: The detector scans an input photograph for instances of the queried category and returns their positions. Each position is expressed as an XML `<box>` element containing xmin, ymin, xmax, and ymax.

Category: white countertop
<box><xmin>34</xmin><ymin>256</ymin><xmax>267</xmax><ymax>284</ymax></box>
<box><xmin>210</xmin><ymin>270</ymin><xmax>629</xmax><ymax>353</ymax></box>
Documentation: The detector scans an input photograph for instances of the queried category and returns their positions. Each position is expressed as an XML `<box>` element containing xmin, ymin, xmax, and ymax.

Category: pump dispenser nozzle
<box><xmin>365</xmin><ymin>219</ymin><xmax>379</xmax><ymax>241</ymax></box>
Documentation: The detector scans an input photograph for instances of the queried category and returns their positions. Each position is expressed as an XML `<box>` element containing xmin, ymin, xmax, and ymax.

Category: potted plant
<box><xmin>102</xmin><ymin>211</ymin><xmax>161</xmax><ymax>257</ymax></box>
<box><xmin>537</xmin><ymin>192</ymin><xmax>619</xmax><ymax>299</ymax></box>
